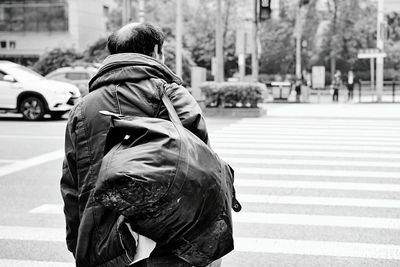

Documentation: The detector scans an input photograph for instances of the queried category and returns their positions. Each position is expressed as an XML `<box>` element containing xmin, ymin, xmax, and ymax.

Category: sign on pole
<box><xmin>357</xmin><ymin>48</ymin><xmax>386</xmax><ymax>59</ymax></box>
<box><xmin>236</xmin><ymin>29</ymin><xmax>252</xmax><ymax>55</ymax></box>
<box><xmin>312</xmin><ymin>66</ymin><xmax>325</xmax><ymax>89</ymax></box>
<box><xmin>211</xmin><ymin>57</ymin><xmax>217</xmax><ymax>77</ymax></box>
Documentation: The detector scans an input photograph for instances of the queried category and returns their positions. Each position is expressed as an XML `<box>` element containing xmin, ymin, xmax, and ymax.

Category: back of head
<box><xmin>107</xmin><ymin>22</ymin><xmax>165</xmax><ymax>56</ymax></box>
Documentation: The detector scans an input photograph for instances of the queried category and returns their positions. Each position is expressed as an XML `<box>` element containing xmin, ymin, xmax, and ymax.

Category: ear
<box><xmin>153</xmin><ymin>45</ymin><xmax>164</xmax><ymax>63</ymax></box>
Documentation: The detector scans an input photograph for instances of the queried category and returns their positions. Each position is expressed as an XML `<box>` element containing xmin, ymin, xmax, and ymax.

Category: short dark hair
<box><xmin>107</xmin><ymin>23</ymin><xmax>165</xmax><ymax>56</ymax></box>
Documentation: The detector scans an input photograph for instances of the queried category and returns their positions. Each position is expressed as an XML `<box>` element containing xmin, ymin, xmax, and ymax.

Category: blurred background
<box><xmin>1</xmin><ymin>0</ymin><xmax>400</xmax><ymax>102</ymax></box>
<box><xmin>1</xmin><ymin>1</ymin><xmax>400</xmax><ymax>267</ymax></box>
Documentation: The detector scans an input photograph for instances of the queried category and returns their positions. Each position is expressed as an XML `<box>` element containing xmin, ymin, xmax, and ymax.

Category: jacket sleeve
<box><xmin>164</xmin><ymin>83</ymin><xmax>210</xmax><ymax>145</ymax></box>
<box><xmin>60</xmin><ymin>112</ymin><xmax>80</xmax><ymax>256</ymax></box>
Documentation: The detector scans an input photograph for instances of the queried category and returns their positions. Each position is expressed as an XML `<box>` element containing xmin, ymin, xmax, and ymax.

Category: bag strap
<box><xmin>107</xmin><ymin>81</ymin><xmax>182</xmax><ymax>127</ymax></box>
<box><xmin>161</xmin><ymin>93</ymin><xmax>182</xmax><ymax>126</ymax></box>
<box><xmin>157</xmin><ymin>80</ymin><xmax>183</xmax><ymax>127</ymax></box>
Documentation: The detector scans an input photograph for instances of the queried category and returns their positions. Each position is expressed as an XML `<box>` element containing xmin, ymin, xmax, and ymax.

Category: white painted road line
<box><xmin>215</xmin><ymin>148</ymin><xmax>400</xmax><ymax>160</ymax></box>
<box><xmin>0</xmin><ymin>135</ymin><xmax>63</xmax><ymax>140</ymax></box>
<box><xmin>3</xmin><ymin>225</ymin><xmax>400</xmax><ymax>261</ymax></box>
<box><xmin>234</xmin><ymin>237</ymin><xmax>400</xmax><ymax>260</ymax></box>
<box><xmin>235</xmin><ymin>167</ymin><xmax>400</xmax><ymax>179</ymax></box>
<box><xmin>239</xmin><ymin>194</ymin><xmax>400</xmax><ymax>208</ymax></box>
<box><xmin>224</xmin><ymin>157</ymin><xmax>400</xmax><ymax>168</ymax></box>
<box><xmin>0</xmin><ymin>159</ymin><xmax>19</xmax><ymax>164</ymax></box>
<box><xmin>213</xmin><ymin>129</ymin><xmax>400</xmax><ymax>138</ymax></box>
<box><xmin>238</xmin><ymin>118</ymin><xmax>400</xmax><ymax>126</ymax></box>
<box><xmin>233</xmin><ymin>212</ymin><xmax>400</xmax><ymax>229</ymax></box>
<box><xmin>0</xmin><ymin>150</ymin><xmax>64</xmax><ymax>178</ymax></box>
<box><xmin>30</xmin><ymin>204</ymin><xmax>63</xmax><ymax>214</ymax></box>
<box><xmin>211</xmin><ymin>137</ymin><xmax>400</xmax><ymax>147</ymax></box>
<box><xmin>213</xmin><ymin>142</ymin><xmax>400</xmax><ymax>153</ymax></box>
<box><xmin>235</xmin><ymin>179</ymin><xmax>400</xmax><ymax>192</ymax></box>
<box><xmin>234</xmin><ymin>122</ymin><xmax>400</xmax><ymax>129</ymax></box>
<box><xmin>223</xmin><ymin>124</ymin><xmax>400</xmax><ymax>132</ymax></box>
<box><xmin>0</xmin><ymin>225</ymin><xmax>64</xmax><ymax>242</ymax></box>
<box><xmin>0</xmin><ymin>259</ymin><xmax>73</xmax><ymax>267</ymax></box>
<box><xmin>211</xmin><ymin>132</ymin><xmax>400</xmax><ymax>142</ymax></box>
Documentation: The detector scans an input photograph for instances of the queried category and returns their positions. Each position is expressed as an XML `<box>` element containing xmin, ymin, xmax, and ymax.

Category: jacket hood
<box><xmin>89</xmin><ymin>53</ymin><xmax>182</xmax><ymax>92</ymax></box>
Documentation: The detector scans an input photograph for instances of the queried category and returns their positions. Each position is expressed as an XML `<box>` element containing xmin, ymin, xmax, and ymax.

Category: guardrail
<box><xmin>359</xmin><ymin>80</ymin><xmax>399</xmax><ymax>103</ymax></box>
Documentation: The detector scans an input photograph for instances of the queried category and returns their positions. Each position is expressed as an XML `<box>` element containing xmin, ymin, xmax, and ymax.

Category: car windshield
<box><xmin>4</xmin><ymin>64</ymin><xmax>44</xmax><ymax>82</ymax></box>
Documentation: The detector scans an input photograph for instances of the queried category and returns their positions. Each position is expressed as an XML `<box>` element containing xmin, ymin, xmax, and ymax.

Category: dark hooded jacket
<box><xmin>60</xmin><ymin>53</ymin><xmax>209</xmax><ymax>267</ymax></box>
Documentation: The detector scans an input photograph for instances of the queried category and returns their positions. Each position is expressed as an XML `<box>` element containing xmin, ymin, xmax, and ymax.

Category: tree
<box><xmin>83</xmin><ymin>38</ymin><xmax>109</xmax><ymax>63</ymax></box>
<box><xmin>32</xmin><ymin>48</ymin><xmax>83</xmax><ymax>75</ymax></box>
<box><xmin>317</xmin><ymin>0</ymin><xmax>376</xmax><ymax>77</ymax></box>
<box><xmin>385</xmin><ymin>12</ymin><xmax>400</xmax><ymax>77</ymax></box>
<box><xmin>258</xmin><ymin>0</ymin><xmax>296</xmax><ymax>76</ymax></box>
<box><xmin>185</xmin><ymin>0</ymin><xmax>239</xmax><ymax>79</ymax></box>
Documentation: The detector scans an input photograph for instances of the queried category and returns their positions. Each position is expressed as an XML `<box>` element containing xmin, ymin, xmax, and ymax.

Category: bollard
<box><xmin>393</xmin><ymin>80</ymin><xmax>396</xmax><ymax>103</ymax></box>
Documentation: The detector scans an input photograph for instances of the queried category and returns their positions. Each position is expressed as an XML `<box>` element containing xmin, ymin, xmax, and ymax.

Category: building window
<box><xmin>0</xmin><ymin>41</ymin><xmax>6</xmax><ymax>49</ymax></box>
<box><xmin>103</xmin><ymin>5</ymin><xmax>109</xmax><ymax>17</ymax></box>
<box><xmin>0</xmin><ymin>0</ymin><xmax>69</xmax><ymax>32</ymax></box>
<box><xmin>9</xmin><ymin>41</ymin><xmax>16</xmax><ymax>49</ymax></box>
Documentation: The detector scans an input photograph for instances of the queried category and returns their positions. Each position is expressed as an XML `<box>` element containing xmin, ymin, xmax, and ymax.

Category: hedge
<box><xmin>199</xmin><ymin>82</ymin><xmax>265</xmax><ymax>108</ymax></box>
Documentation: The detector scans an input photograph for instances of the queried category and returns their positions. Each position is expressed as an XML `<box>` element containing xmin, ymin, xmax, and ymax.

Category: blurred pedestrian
<box><xmin>60</xmin><ymin>22</ymin><xmax>219</xmax><ymax>267</ymax></box>
<box><xmin>332</xmin><ymin>70</ymin><xmax>342</xmax><ymax>102</ymax></box>
<box><xmin>295</xmin><ymin>78</ymin><xmax>302</xmax><ymax>102</ymax></box>
<box><xmin>347</xmin><ymin>70</ymin><xmax>354</xmax><ymax>102</ymax></box>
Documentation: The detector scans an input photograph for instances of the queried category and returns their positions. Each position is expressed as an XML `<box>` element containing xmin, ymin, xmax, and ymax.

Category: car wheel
<box><xmin>50</xmin><ymin>111</ymin><xmax>66</xmax><ymax>120</ymax></box>
<box><xmin>20</xmin><ymin>97</ymin><xmax>45</xmax><ymax>121</ymax></box>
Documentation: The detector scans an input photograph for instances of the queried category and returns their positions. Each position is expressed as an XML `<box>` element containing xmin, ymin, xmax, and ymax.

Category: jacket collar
<box><xmin>89</xmin><ymin>53</ymin><xmax>182</xmax><ymax>92</ymax></box>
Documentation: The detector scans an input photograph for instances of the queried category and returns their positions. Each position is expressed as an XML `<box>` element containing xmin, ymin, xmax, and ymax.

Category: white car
<box><xmin>45</xmin><ymin>66</ymin><xmax>98</xmax><ymax>96</ymax></box>
<box><xmin>0</xmin><ymin>61</ymin><xmax>80</xmax><ymax>120</ymax></box>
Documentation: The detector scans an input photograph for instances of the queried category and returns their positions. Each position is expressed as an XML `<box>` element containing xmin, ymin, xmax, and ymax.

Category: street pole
<box><xmin>176</xmin><ymin>0</ymin><xmax>183</xmax><ymax>77</ymax></box>
<box><xmin>215</xmin><ymin>0</ymin><xmax>224</xmax><ymax>82</ymax></box>
<box><xmin>295</xmin><ymin>6</ymin><xmax>301</xmax><ymax>80</ymax></box>
<box><xmin>138</xmin><ymin>0</ymin><xmax>145</xmax><ymax>23</ymax></box>
<box><xmin>122</xmin><ymin>0</ymin><xmax>131</xmax><ymax>25</ymax></box>
<box><xmin>371</xmin><ymin>58</ymin><xmax>375</xmax><ymax>100</ymax></box>
<box><xmin>376</xmin><ymin>0</ymin><xmax>384</xmax><ymax>102</ymax></box>
<box><xmin>251</xmin><ymin>0</ymin><xmax>259</xmax><ymax>82</ymax></box>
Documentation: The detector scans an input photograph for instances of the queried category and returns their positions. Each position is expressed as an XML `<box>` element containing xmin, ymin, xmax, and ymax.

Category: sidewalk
<box><xmin>264</xmin><ymin>90</ymin><xmax>400</xmax><ymax>104</ymax></box>
<box><xmin>260</xmin><ymin>103</ymin><xmax>400</xmax><ymax>120</ymax></box>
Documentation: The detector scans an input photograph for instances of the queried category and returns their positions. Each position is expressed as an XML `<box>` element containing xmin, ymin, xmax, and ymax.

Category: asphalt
<box><xmin>0</xmin><ymin>103</ymin><xmax>399</xmax><ymax>267</ymax></box>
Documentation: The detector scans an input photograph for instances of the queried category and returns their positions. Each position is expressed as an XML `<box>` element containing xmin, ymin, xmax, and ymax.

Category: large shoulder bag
<box><xmin>93</xmin><ymin>82</ymin><xmax>241</xmax><ymax>266</ymax></box>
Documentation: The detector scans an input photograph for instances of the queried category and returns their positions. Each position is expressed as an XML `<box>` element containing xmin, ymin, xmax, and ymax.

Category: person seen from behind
<box><xmin>332</xmin><ymin>70</ymin><xmax>342</xmax><ymax>102</ymax></box>
<box><xmin>60</xmin><ymin>22</ymin><xmax>222</xmax><ymax>267</ymax></box>
<box><xmin>347</xmin><ymin>70</ymin><xmax>354</xmax><ymax>102</ymax></box>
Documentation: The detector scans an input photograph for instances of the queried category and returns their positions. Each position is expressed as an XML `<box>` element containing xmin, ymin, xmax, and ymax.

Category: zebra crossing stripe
<box><xmin>215</xmin><ymin>148</ymin><xmax>400</xmax><ymax>160</ymax></box>
<box><xmin>233</xmin><ymin>123</ymin><xmax>400</xmax><ymax>129</ymax></box>
<box><xmin>211</xmin><ymin>133</ymin><xmax>400</xmax><ymax>141</ymax></box>
<box><xmin>234</xmin><ymin>237</ymin><xmax>400</xmax><ymax>260</ymax></box>
<box><xmin>0</xmin><ymin>150</ymin><xmax>64</xmax><ymax>178</ymax></box>
<box><xmin>0</xmin><ymin>259</ymin><xmax>73</xmax><ymax>267</ymax></box>
<box><xmin>239</xmin><ymin>194</ymin><xmax>400</xmax><ymax>208</ymax></box>
<box><xmin>0</xmin><ymin>135</ymin><xmax>63</xmax><ymax>140</ymax></box>
<box><xmin>0</xmin><ymin>225</ymin><xmax>64</xmax><ymax>242</ymax></box>
<box><xmin>235</xmin><ymin>167</ymin><xmax>400</xmax><ymax>179</ymax></box>
<box><xmin>238</xmin><ymin>117</ymin><xmax>400</xmax><ymax>125</ymax></box>
<box><xmin>224</xmin><ymin>157</ymin><xmax>400</xmax><ymax>168</ymax></box>
<box><xmin>213</xmin><ymin>130</ymin><xmax>400</xmax><ymax>138</ymax></box>
<box><xmin>237</xmin><ymin>118</ymin><xmax>400</xmax><ymax>125</ymax></box>
<box><xmin>0</xmin><ymin>160</ymin><xmax>19</xmax><ymax>164</ymax></box>
<box><xmin>222</xmin><ymin>123</ymin><xmax>400</xmax><ymax>131</ymax></box>
<box><xmin>213</xmin><ymin>142</ymin><xmax>400</xmax><ymax>152</ymax></box>
<box><xmin>30</xmin><ymin>204</ymin><xmax>63</xmax><ymax>214</ymax></box>
<box><xmin>2</xmin><ymin>225</ymin><xmax>400</xmax><ymax>260</ymax></box>
<box><xmin>233</xmin><ymin>212</ymin><xmax>400</xmax><ymax>229</ymax></box>
<box><xmin>27</xmin><ymin>204</ymin><xmax>400</xmax><ymax>229</ymax></box>
<box><xmin>211</xmin><ymin>137</ymin><xmax>400</xmax><ymax>147</ymax></box>
<box><xmin>235</xmin><ymin>179</ymin><xmax>400</xmax><ymax>192</ymax></box>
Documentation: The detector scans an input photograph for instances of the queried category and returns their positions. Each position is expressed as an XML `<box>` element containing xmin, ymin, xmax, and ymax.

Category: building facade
<box><xmin>0</xmin><ymin>0</ymin><xmax>112</xmax><ymax>64</ymax></box>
